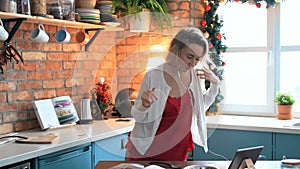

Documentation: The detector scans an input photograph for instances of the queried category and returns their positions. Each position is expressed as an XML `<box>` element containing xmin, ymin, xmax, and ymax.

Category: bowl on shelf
<box><xmin>76</xmin><ymin>0</ymin><xmax>97</xmax><ymax>8</ymax></box>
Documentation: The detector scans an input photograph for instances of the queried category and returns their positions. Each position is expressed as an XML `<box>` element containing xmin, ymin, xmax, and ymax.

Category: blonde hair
<box><xmin>166</xmin><ymin>27</ymin><xmax>208</xmax><ymax>62</ymax></box>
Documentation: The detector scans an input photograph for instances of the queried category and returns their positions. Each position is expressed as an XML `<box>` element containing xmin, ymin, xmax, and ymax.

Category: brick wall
<box><xmin>0</xmin><ymin>0</ymin><xmax>204</xmax><ymax>134</ymax></box>
<box><xmin>114</xmin><ymin>0</ymin><xmax>205</xmax><ymax>90</ymax></box>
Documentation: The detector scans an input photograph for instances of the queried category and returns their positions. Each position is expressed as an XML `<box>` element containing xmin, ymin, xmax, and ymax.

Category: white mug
<box><xmin>0</xmin><ymin>19</ymin><xmax>9</xmax><ymax>41</ymax></box>
<box><xmin>30</xmin><ymin>24</ymin><xmax>49</xmax><ymax>43</ymax></box>
<box><xmin>55</xmin><ymin>26</ymin><xmax>71</xmax><ymax>43</ymax></box>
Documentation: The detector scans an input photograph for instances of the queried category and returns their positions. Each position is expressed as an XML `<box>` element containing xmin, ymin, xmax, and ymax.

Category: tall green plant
<box><xmin>112</xmin><ymin>0</ymin><xmax>171</xmax><ymax>30</ymax></box>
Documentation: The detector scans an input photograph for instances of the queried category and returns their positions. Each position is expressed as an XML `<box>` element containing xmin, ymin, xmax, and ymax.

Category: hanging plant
<box><xmin>201</xmin><ymin>0</ymin><xmax>227</xmax><ymax>114</ymax></box>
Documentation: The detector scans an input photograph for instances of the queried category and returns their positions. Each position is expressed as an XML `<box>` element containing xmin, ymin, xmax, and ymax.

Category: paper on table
<box><xmin>108</xmin><ymin>163</ymin><xmax>144</xmax><ymax>169</ymax></box>
<box><xmin>144</xmin><ymin>165</ymin><xmax>165</xmax><ymax>169</ymax></box>
<box><xmin>108</xmin><ymin>163</ymin><xmax>165</xmax><ymax>169</ymax></box>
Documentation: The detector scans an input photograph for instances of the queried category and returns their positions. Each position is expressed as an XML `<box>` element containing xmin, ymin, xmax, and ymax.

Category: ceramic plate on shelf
<box><xmin>81</xmin><ymin>20</ymin><xmax>101</xmax><ymax>24</ymax></box>
<box><xmin>76</xmin><ymin>8</ymin><xmax>100</xmax><ymax>14</ymax></box>
<box><xmin>101</xmin><ymin>22</ymin><xmax>121</xmax><ymax>27</ymax></box>
<box><xmin>80</xmin><ymin>16</ymin><xmax>100</xmax><ymax>20</ymax></box>
<box><xmin>78</xmin><ymin>13</ymin><xmax>100</xmax><ymax>17</ymax></box>
<box><xmin>97</xmin><ymin>1</ymin><xmax>113</xmax><ymax>5</ymax></box>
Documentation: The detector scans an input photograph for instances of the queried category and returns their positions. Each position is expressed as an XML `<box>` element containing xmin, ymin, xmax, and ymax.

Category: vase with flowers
<box><xmin>91</xmin><ymin>78</ymin><xmax>112</xmax><ymax>116</ymax></box>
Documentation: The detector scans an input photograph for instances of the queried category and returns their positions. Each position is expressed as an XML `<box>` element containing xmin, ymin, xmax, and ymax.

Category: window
<box><xmin>280</xmin><ymin>0</ymin><xmax>300</xmax><ymax>115</ymax></box>
<box><xmin>217</xmin><ymin>0</ymin><xmax>300</xmax><ymax>116</ymax></box>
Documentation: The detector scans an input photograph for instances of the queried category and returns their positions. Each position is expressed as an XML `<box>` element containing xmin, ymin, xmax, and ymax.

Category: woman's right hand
<box><xmin>141</xmin><ymin>88</ymin><xmax>158</xmax><ymax>107</ymax></box>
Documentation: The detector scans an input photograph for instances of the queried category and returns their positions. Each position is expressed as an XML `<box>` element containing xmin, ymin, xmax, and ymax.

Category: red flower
<box><xmin>94</xmin><ymin>82</ymin><xmax>112</xmax><ymax>111</ymax></box>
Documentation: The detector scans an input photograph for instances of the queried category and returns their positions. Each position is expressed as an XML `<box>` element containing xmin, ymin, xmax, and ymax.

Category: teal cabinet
<box><xmin>274</xmin><ymin>133</ymin><xmax>300</xmax><ymax>160</ymax></box>
<box><xmin>38</xmin><ymin>143</ymin><xmax>92</xmax><ymax>169</ymax></box>
<box><xmin>194</xmin><ymin>128</ymin><xmax>273</xmax><ymax>160</ymax></box>
<box><xmin>93</xmin><ymin>133</ymin><xmax>128</xmax><ymax>167</ymax></box>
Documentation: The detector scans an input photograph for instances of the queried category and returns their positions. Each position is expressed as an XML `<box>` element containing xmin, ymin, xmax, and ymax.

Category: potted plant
<box><xmin>112</xmin><ymin>0</ymin><xmax>171</xmax><ymax>32</ymax></box>
<box><xmin>274</xmin><ymin>92</ymin><xmax>296</xmax><ymax>120</ymax></box>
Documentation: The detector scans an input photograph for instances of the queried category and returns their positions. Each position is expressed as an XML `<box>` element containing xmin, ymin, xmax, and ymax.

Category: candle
<box><xmin>99</xmin><ymin>77</ymin><xmax>105</xmax><ymax>84</ymax></box>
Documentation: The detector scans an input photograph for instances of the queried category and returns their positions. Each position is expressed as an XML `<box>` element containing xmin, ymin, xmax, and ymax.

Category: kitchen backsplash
<box><xmin>0</xmin><ymin>0</ymin><xmax>204</xmax><ymax>134</ymax></box>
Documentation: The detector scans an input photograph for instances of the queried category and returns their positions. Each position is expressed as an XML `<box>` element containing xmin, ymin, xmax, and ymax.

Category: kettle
<box><xmin>80</xmin><ymin>98</ymin><xmax>93</xmax><ymax>124</ymax></box>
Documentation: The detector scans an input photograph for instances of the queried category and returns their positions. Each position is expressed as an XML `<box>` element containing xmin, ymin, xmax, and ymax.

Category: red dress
<box><xmin>126</xmin><ymin>89</ymin><xmax>195</xmax><ymax>161</ymax></box>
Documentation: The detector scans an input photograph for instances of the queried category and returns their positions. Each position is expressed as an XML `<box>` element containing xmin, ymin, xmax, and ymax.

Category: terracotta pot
<box><xmin>277</xmin><ymin>105</ymin><xmax>293</xmax><ymax>120</ymax></box>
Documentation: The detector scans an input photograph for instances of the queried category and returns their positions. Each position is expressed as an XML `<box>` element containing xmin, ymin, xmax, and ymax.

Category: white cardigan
<box><xmin>130</xmin><ymin>65</ymin><xmax>219</xmax><ymax>155</ymax></box>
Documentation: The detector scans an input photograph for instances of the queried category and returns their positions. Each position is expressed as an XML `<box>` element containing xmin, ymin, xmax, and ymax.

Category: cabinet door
<box><xmin>38</xmin><ymin>143</ymin><xmax>92</xmax><ymax>169</ymax></box>
<box><xmin>274</xmin><ymin>133</ymin><xmax>300</xmax><ymax>160</ymax></box>
<box><xmin>193</xmin><ymin>128</ymin><xmax>272</xmax><ymax>160</ymax></box>
<box><xmin>93</xmin><ymin>133</ymin><xmax>128</xmax><ymax>167</ymax></box>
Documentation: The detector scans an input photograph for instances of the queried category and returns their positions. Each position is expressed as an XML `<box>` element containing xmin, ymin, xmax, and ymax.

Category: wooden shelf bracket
<box><xmin>85</xmin><ymin>28</ymin><xmax>104</xmax><ymax>51</ymax></box>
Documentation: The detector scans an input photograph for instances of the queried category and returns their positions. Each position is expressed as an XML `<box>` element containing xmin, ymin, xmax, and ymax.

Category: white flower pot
<box><xmin>129</xmin><ymin>12</ymin><xmax>151</xmax><ymax>32</ymax></box>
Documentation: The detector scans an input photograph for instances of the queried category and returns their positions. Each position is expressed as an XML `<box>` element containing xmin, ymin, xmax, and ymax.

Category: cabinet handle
<box><xmin>121</xmin><ymin>138</ymin><xmax>126</xmax><ymax>149</ymax></box>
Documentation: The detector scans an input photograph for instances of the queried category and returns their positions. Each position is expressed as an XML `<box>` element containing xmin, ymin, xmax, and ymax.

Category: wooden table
<box><xmin>95</xmin><ymin>160</ymin><xmax>282</xmax><ymax>169</ymax></box>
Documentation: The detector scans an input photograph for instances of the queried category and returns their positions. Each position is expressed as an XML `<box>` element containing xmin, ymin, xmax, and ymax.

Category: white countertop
<box><xmin>0</xmin><ymin>119</ymin><xmax>134</xmax><ymax>167</ymax></box>
<box><xmin>1</xmin><ymin>115</ymin><xmax>300</xmax><ymax>167</ymax></box>
<box><xmin>206</xmin><ymin>115</ymin><xmax>300</xmax><ymax>134</ymax></box>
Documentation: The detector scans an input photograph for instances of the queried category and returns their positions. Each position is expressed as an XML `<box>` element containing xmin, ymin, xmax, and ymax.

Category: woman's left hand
<box><xmin>196</xmin><ymin>67</ymin><xmax>220</xmax><ymax>84</ymax></box>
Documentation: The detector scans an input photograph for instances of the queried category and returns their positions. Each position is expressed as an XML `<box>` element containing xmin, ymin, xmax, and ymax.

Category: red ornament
<box><xmin>256</xmin><ymin>3</ymin><xmax>261</xmax><ymax>8</ymax></box>
<box><xmin>215</xmin><ymin>33</ymin><xmax>222</xmax><ymax>40</ymax></box>
<box><xmin>200</xmin><ymin>20</ymin><xmax>207</xmax><ymax>27</ymax></box>
<box><xmin>222</xmin><ymin>61</ymin><xmax>226</xmax><ymax>66</ymax></box>
<box><xmin>234</xmin><ymin>0</ymin><xmax>239</xmax><ymax>2</ymax></box>
<box><xmin>209</xmin><ymin>43</ymin><xmax>213</xmax><ymax>49</ymax></box>
<box><xmin>205</xmin><ymin>5</ymin><xmax>211</xmax><ymax>11</ymax></box>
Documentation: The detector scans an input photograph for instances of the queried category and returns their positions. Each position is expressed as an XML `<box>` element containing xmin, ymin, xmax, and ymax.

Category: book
<box><xmin>33</xmin><ymin>96</ymin><xmax>79</xmax><ymax>130</ymax></box>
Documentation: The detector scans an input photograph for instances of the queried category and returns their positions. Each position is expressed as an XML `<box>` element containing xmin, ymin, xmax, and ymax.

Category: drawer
<box><xmin>38</xmin><ymin>143</ymin><xmax>92</xmax><ymax>169</ymax></box>
<box><xmin>93</xmin><ymin>133</ymin><xmax>128</xmax><ymax>165</ymax></box>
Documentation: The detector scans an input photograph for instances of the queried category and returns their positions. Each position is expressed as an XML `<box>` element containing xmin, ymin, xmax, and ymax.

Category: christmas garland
<box><xmin>201</xmin><ymin>0</ymin><xmax>283</xmax><ymax>113</ymax></box>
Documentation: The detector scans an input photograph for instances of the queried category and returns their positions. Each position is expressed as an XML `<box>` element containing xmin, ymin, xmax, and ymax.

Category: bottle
<box><xmin>21</xmin><ymin>0</ymin><xmax>30</xmax><ymax>15</ymax></box>
<box><xmin>9</xmin><ymin>0</ymin><xmax>17</xmax><ymax>13</ymax></box>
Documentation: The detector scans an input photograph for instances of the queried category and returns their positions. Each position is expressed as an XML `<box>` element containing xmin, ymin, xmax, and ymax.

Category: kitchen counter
<box><xmin>1</xmin><ymin>115</ymin><xmax>300</xmax><ymax>167</ymax></box>
<box><xmin>0</xmin><ymin>119</ymin><xmax>134</xmax><ymax>167</ymax></box>
<box><xmin>207</xmin><ymin>115</ymin><xmax>300</xmax><ymax>134</ymax></box>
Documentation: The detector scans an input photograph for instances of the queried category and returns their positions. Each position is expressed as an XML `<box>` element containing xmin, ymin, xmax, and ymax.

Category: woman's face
<box><xmin>178</xmin><ymin>43</ymin><xmax>205</xmax><ymax>71</ymax></box>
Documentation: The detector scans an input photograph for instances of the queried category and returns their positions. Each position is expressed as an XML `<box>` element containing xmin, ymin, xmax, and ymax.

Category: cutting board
<box><xmin>15</xmin><ymin>134</ymin><xmax>58</xmax><ymax>144</ymax></box>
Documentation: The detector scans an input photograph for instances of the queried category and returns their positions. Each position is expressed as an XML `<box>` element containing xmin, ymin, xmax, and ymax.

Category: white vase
<box><xmin>129</xmin><ymin>12</ymin><xmax>151</xmax><ymax>32</ymax></box>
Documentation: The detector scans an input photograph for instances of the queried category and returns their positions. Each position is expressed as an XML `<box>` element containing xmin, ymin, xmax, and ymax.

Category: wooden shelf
<box><xmin>0</xmin><ymin>12</ymin><xmax>123</xmax><ymax>31</ymax></box>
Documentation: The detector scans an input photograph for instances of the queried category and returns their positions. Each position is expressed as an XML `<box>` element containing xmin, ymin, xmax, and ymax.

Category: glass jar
<box><xmin>9</xmin><ymin>0</ymin><xmax>17</xmax><ymax>13</ymax></box>
<box><xmin>21</xmin><ymin>0</ymin><xmax>31</xmax><ymax>15</ymax></box>
<box><xmin>30</xmin><ymin>0</ymin><xmax>47</xmax><ymax>16</ymax></box>
<box><xmin>47</xmin><ymin>0</ymin><xmax>62</xmax><ymax>19</ymax></box>
<box><xmin>60</xmin><ymin>0</ymin><xmax>75</xmax><ymax>21</ymax></box>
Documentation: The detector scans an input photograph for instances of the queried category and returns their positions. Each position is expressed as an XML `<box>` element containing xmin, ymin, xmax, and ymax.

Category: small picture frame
<box><xmin>228</xmin><ymin>145</ymin><xmax>264</xmax><ymax>169</ymax></box>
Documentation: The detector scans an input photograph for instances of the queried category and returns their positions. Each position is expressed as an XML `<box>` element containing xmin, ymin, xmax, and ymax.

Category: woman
<box><xmin>126</xmin><ymin>27</ymin><xmax>220</xmax><ymax>161</ymax></box>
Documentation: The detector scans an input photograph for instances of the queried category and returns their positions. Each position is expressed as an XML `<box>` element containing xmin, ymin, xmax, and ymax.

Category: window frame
<box><xmin>219</xmin><ymin>3</ymin><xmax>280</xmax><ymax>117</ymax></box>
